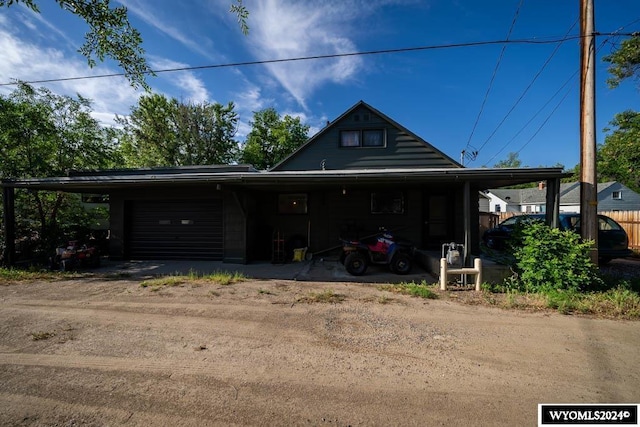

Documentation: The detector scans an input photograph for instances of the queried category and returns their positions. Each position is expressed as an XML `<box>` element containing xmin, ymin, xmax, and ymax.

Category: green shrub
<box><xmin>509</xmin><ymin>222</ymin><xmax>602</xmax><ymax>293</ymax></box>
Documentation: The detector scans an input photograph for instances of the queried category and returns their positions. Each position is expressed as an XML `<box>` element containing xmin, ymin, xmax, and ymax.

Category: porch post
<box><xmin>545</xmin><ymin>178</ymin><xmax>560</xmax><ymax>228</ymax></box>
<box><xmin>2</xmin><ymin>186</ymin><xmax>15</xmax><ymax>267</ymax></box>
<box><xmin>463</xmin><ymin>180</ymin><xmax>471</xmax><ymax>266</ymax></box>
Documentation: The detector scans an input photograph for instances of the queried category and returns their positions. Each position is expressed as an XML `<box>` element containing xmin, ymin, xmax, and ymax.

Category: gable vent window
<box><xmin>353</xmin><ymin>114</ymin><xmax>360</xmax><ymax>122</ymax></box>
<box><xmin>612</xmin><ymin>191</ymin><xmax>622</xmax><ymax>200</ymax></box>
<box><xmin>340</xmin><ymin>129</ymin><xmax>386</xmax><ymax>148</ymax></box>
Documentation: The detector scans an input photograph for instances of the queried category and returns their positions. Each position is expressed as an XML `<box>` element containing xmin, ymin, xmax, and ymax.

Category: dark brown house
<box><xmin>2</xmin><ymin>101</ymin><xmax>566</xmax><ymax>266</ymax></box>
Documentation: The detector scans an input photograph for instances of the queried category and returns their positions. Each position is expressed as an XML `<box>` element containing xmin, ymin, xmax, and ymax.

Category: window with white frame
<box><xmin>495</xmin><ymin>204</ymin><xmax>501</xmax><ymax>212</ymax></box>
<box><xmin>612</xmin><ymin>191</ymin><xmax>622</xmax><ymax>200</ymax></box>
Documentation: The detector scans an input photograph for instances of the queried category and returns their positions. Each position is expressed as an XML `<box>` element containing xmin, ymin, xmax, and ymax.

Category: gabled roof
<box><xmin>488</xmin><ymin>181</ymin><xmax>640</xmax><ymax>208</ymax></box>
<box><xmin>487</xmin><ymin>188</ymin><xmax>526</xmax><ymax>204</ymax></box>
<box><xmin>272</xmin><ymin>100</ymin><xmax>461</xmax><ymax>171</ymax></box>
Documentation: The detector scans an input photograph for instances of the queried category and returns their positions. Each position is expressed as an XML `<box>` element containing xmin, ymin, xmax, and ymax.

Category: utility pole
<box><xmin>580</xmin><ymin>0</ymin><xmax>598</xmax><ymax>264</ymax></box>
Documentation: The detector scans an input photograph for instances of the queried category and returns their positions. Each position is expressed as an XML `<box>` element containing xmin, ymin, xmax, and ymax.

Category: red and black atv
<box><xmin>50</xmin><ymin>240</ymin><xmax>101</xmax><ymax>271</ymax></box>
<box><xmin>340</xmin><ymin>228</ymin><xmax>415</xmax><ymax>276</ymax></box>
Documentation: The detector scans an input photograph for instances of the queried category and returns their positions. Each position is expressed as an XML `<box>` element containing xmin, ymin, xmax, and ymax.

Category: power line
<box><xmin>513</xmin><ymin>84</ymin><xmax>574</xmax><ymax>158</ymax></box>
<box><xmin>479</xmin><ymin>27</ymin><xmax>638</xmax><ymax>166</ymax></box>
<box><xmin>462</xmin><ymin>0</ymin><xmax>524</xmax><ymax>165</ymax></box>
<box><xmin>0</xmin><ymin>34</ymin><xmax>595</xmax><ymax>87</ymax></box>
<box><xmin>481</xmin><ymin>71</ymin><xmax>578</xmax><ymax>166</ymax></box>
<box><xmin>468</xmin><ymin>17</ymin><xmax>580</xmax><ymax>165</ymax></box>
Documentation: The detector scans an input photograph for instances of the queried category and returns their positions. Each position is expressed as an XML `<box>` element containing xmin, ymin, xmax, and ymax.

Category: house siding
<box><xmin>598</xmin><ymin>182</ymin><xmax>640</xmax><ymax>211</ymax></box>
<box><xmin>245</xmin><ymin>186</ymin><xmax>461</xmax><ymax>261</ymax></box>
<box><xmin>223</xmin><ymin>192</ymin><xmax>247</xmax><ymax>263</ymax></box>
<box><xmin>275</xmin><ymin>104</ymin><xmax>459</xmax><ymax>171</ymax></box>
<box><xmin>487</xmin><ymin>181</ymin><xmax>640</xmax><ymax>213</ymax></box>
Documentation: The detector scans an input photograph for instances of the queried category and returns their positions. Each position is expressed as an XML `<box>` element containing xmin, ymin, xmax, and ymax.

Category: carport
<box><xmin>2</xmin><ymin>165</ymin><xmax>568</xmax><ymax>267</ymax></box>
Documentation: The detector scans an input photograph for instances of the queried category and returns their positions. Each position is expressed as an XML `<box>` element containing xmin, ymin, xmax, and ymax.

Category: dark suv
<box><xmin>482</xmin><ymin>213</ymin><xmax>632</xmax><ymax>264</ymax></box>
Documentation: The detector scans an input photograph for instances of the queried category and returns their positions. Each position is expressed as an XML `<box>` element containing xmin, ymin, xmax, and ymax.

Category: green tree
<box><xmin>240</xmin><ymin>108</ymin><xmax>309</xmax><ymax>170</ymax></box>
<box><xmin>494</xmin><ymin>152</ymin><xmax>522</xmax><ymax>168</ymax></box>
<box><xmin>2</xmin><ymin>0</ymin><xmax>152</xmax><ymax>89</ymax></box>
<box><xmin>603</xmin><ymin>34</ymin><xmax>640</xmax><ymax>88</ymax></box>
<box><xmin>598</xmin><ymin>110</ymin><xmax>640</xmax><ymax>193</ymax></box>
<box><xmin>175</xmin><ymin>101</ymin><xmax>239</xmax><ymax>165</ymax></box>
<box><xmin>116</xmin><ymin>94</ymin><xmax>179</xmax><ymax>166</ymax></box>
<box><xmin>116</xmin><ymin>94</ymin><xmax>239</xmax><ymax>167</ymax></box>
<box><xmin>0</xmin><ymin>83</ymin><xmax>118</xmax><ymax>254</ymax></box>
<box><xmin>1</xmin><ymin>0</ymin><xmax>249</xmax><ymax>89</ymax></box>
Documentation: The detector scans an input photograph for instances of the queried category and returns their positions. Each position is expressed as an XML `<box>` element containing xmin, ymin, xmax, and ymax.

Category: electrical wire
<box><xmin>462</xmin><ymin>0</ymin><xmax>524</xmax><ymax>164</ymax></box>
<box><xmin>0</xmin><ymin>35</ymin><xmax>592</xmax><ymax>87</ymax></box>
<box><xmin>468</xmin><ymin>16</ymin><xmax>580</xmax><ymax>166</ymax></box>
<box><xmin>481</xmin><ymin>70</ymin><xmax>578</xmax><ymax>166</ymax></box>
<box><xmin>472</xmin><ymin>22</ymin><xmax>640</xmax><ymax>166</ymax></box>
<box><xmin>514</xmin><ymin>83</ymin><xmax>574</xmax><ymax>158</ymax></box>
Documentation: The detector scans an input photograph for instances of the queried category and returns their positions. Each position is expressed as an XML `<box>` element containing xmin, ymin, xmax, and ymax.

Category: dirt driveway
<box><xmin>0</xmin><ymin>277</ymin><xmax>638</xmax><ymax>426</ymax></box>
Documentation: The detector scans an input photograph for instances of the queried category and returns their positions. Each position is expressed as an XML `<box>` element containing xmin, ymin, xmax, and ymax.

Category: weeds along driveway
<box><xmin>0</xmin><ymin>276</ymin><xmax>638</xmax><ymax>426</ymax></box>
<box><xmin>98</xmin><ymin>257</ymin><xmax>438</xmax><ymax>283</ymax></box>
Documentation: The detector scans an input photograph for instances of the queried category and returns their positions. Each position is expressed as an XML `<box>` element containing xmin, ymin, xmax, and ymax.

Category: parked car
<box><xmin>482</xmin><ymin>213</ymin><xmax>633</xmax><ymax>264</ymax></box>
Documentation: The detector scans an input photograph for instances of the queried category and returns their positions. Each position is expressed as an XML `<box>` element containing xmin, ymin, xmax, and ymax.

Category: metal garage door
<box><xmin>129</xmin><ymin>199</ymin><xmax>223</xmax><ymax>260</ymax></box>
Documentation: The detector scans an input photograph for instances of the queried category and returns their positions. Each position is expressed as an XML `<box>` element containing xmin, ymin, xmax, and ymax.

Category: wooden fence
<box><xmin>601</xmin><ymin>211</ymin><xmax>640</xmax><ymax>251</ymax></box>
<box><xmin>496</xmin><ymin>211</ymin><xmax>640</xmax><ymax>251</ymax></box>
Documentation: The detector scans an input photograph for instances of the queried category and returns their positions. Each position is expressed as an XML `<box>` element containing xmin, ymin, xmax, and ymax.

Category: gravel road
<box><xmin>0</xmin><ymin>277</ymin><xmax>638</xmax><ymax>426</ymax></box>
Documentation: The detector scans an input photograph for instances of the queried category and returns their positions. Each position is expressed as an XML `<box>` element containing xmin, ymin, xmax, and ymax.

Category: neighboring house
<box><xmin>2</xmin><ymin>101</ymin><xmax>567</xmax><ymax>265</ymax></box>
<box><xmin>478</xmin><ymin>192</ymin><xmax>490</xmax><ymax>213</ymax></box>
<box><xmin>485</xmin><ymin>181</ymin><xmax>640</xmax><ymax>213</ymax></box>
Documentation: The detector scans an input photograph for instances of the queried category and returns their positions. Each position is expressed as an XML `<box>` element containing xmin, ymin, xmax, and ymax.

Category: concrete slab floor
<box><xmin>98</xmin><ymin>256</ymin><xmax>438</xmax><ymax>284</ymax></box>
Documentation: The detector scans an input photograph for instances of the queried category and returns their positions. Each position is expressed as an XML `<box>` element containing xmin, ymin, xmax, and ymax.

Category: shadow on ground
<box><xmin>99</xmin><ymin>255</ymin><xmax>438</xmax><ymax>284</ymax></box>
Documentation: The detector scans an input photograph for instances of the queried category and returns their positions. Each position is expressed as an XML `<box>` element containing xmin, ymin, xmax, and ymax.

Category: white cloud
<box><xmin>235</xmin><ymin>84</ymin><xmax>266</xmax><ymax>112</ymax></box>
<box><xmin>234</xmin><ymin>0</ymin><xmax>424</xmax><ymax>108</ymax></box>
<box><xmin>245</xmin><ymin>0</ymin><xmax>366</xmax><ymax>108</ymax></box>
<box><xmin>0</xmin><ymin>17</ymin><xmax>140</xmax><ymax>125</ymax></box>
<box><xmin>149</xmin><ymin>57</ymin><xmax>210</xmax><ymax>103</ymax></box>
<box><xmin>116</xmin><ymin>0</ymin><xmax>219</xmax><ymax>61</ymax></box>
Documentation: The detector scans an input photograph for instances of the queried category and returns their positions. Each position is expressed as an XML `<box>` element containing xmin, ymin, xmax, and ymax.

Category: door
<box><xmin>423</xmin><ymin>194</ymin><xmax>449</xmax><ymax>249</ymax></box>
<box><xmin>128</xmin><ymin>199</ymin><xmax>223</xmax><ymax>260</ymax></box>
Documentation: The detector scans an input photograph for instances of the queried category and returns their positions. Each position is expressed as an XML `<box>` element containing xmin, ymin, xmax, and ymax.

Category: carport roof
<box><xmin>1</xmin><ymin>165</ymin><xmax>569</xmax><ymax>193</ymax></box>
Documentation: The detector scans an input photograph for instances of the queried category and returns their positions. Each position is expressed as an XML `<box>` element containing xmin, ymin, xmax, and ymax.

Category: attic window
<box><xmin>612</xmin><ymin>191</ymin><xmax>622</xmax><ymax>200</ymax></box>
<box><xmin>340</xmin><ymin>129</ymin><xmax>385</xmax><ymax>148</ymax></box>
<box><xmin>340</xmin><ymin>130</ymin><xmax>360</xmax><ymax>147</ymax></box>
<box><xmin>363</xmin><ymin>129</ymin><xmax>384</xmax><ymax>146</ymax></box>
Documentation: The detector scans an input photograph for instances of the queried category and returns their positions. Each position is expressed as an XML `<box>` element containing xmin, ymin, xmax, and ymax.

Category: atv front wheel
<box><xmin>391</xmin><ymin>253</ymin><xmax>412</xmax><ymax>275</ymax></box>
<box><xmin>344</xmin><ymin>252</ymin><xmax>367</xmax><ymax>276</ymax></box>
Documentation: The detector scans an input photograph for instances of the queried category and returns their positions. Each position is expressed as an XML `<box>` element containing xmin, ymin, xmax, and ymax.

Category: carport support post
<box><xmin>462</xmin><ymin>181</ymin><xmax>471</xmax><ymax>285</ymax></box>
<box><xmin>2</xmin><ymin>186</ymin><xmax>15</xmax><ymax>267</ymax></box>
<box><xmin>545</xmin><ymin>178</ymin><xmax>560</xmax><ymax>229</ymax></box>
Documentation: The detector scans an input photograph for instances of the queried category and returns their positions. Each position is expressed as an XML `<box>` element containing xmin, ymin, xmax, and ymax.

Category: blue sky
<box><xmin>1</xmin><ymin>0</ymin><xmax>639</xmax><ymax>170</ymax></box>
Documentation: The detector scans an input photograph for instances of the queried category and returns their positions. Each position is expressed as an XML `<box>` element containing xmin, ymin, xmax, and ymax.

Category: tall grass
<box><xmin>0</xmin><ymin>267</ymin><xmax>73</xmax><ymax>283</ymax></box>
<box><xmin>140</xmin><ymin>270</ymin><xmax>247</xmax><ymax>288</ymax></box>
<box><xmin>379</xmin><ymin>280</ymin><xmax>438</xmax><ymax>299</ymax></box>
